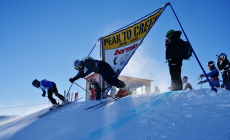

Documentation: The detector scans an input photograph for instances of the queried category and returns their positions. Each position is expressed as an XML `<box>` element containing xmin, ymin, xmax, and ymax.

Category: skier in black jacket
<box><xmin>165</xmin><ymin>30</ymin><xmax>184</xmax><ymax>91</ymax></box>
<box><xmin>69</xmin><ymin>56</ymin><xmax>129</xmax><ymax>97</ymax></box>
<box><xmin>216</xmin><ymin>53</ymin><xmax>230</xmax><ymax>90</ymax></box>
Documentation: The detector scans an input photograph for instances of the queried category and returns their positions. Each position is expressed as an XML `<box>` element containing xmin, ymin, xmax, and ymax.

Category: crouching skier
<box><xmin>198</xmin><ymin>61</ymin><xmax>220</xmax><ymax>87</ymax></box>
<box><xmin>69</xmin><ymin>56</ymin><xmax>129</xmax><ymax>97</ymax></box>
<box><xmin>32</xmin><ymin>79</ymin><xmax>68</xmax><ymax>110</ymax></box>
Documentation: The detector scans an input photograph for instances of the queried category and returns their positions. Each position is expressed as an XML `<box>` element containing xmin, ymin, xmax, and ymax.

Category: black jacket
<box><xmin>73</xmin><ymin>59</ymin><xmax>106</xmax><ymax>80</ymax></box>
<box><xmin>165</xmin><ymin>31</ymin><xmax>184</xmax><ymax>62</ymax></box>
<box><xmin>217</xmin><ymin>59</ymin><xmax>230</xmax><ymax>77</ymax></box>
<box><xmin>183</xmin><ymin>82</ymin><xmax>193</xmax><ymax>90</ymax></box>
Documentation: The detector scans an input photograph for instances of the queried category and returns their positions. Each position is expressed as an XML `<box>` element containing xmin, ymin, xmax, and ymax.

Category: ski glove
<box><xmin>69</xmin><ymin>78</ymin><xmax>75</xmax><ymax>83</ymax></box>
<box><xmin>198</xmin><ymin>80</ymin><xmax>206</xmax><ymax>85</ymax></box>
<box><xmin>42</xmin><ymin>91</ymin><xmax>46</xmax><ymax>97</ymax></box>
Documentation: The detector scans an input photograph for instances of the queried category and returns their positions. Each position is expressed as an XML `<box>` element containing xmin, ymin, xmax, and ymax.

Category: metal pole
<box><xmin>65</xmin><ymin>83</ymin><xmax>73</xmax><ymax>99</ymax></box>
<box><xmin>168</xmin><ymin>3</ymin><xmax>217</xmax><ymax>92</ymax></box>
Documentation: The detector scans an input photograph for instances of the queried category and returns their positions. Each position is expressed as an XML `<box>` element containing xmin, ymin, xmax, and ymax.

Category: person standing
<box><xmin>216</xmin><ymin>53</ymin><xmax>230</xmax><ymax>90</ymax></box>
<box><xmin>154</xmin><ymin>86</ymin><xmax>160</xmax><ymax>93</ymax></box>
<box><xmin>165</xmin><ymin>30</ymin><xmax>184</xmax><ymax>91</ymax></box>
<box><xmin>182</xmin><ymin>76</ymin><xmax>193</xmax><ymax>90</ymax></box>
<box><xmin>32</xmin><ymin>79</ymin><xmax>67</xmax><ymax>110</ymax></box>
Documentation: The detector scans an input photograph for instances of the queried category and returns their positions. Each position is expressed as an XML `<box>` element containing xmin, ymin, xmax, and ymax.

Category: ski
<box><xmin>29</xmin><ymin>97</ymin><xmax>83</xmax><ymax>119</ymax></box>
<box><xmin>85</xmin><ymin>93</ymin><xmax>132</xmax><ymax>110</ymax></box>
<box><xmin>93</xmin><ymin>93</ymin><xmax>132</xmax><ymax>110</ymax></box>
<box><xmin>38</xmin><ymin>102</ymin><xmax>70</xmax><ymax>118</ymax></box>
<box><xmin>84</xmin><ymin>97</ymin><xmax>119</xmax><ymax>110</ymax></box>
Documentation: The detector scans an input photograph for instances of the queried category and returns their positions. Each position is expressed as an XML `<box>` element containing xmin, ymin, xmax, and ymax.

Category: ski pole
<box><xmin>65</xmin><ymin>83</ymin><xmax>73</xmax><ymax>99</ymax></box>
<box><xmin>201</xmin><ymin>77</ymin><xmax>202</xmax><ymax>89</ymax></box>
<box><xmin>73</xmin><ymin>82</ymin><xmax>96</xmax><ymax>97</ymax></box>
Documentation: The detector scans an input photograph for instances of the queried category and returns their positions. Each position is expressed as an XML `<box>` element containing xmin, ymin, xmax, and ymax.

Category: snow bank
<box><xmin>0</xmin><ymin>88</ymin><xmax>230</xmax><ymax>140</ymax></box>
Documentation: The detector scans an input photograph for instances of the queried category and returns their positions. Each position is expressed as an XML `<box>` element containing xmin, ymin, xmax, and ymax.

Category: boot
<box><xmin>120</xmin><ymin>87</ymin><xmax>130</xmax><ymax>96</ymax></box>
<box><xmin>116</xmin><ymin>87</ymin><xmax>130</xmax><ymax>97</ymax></box>
<box><xmin>61</xmin><ymin>98</ymin><xmax>69</xmax><ymax>105</ymax></box>
<box><xmin>50</xmin><ymin>103</ymin><xmax>58</xmax><ymax>110</ymax></box>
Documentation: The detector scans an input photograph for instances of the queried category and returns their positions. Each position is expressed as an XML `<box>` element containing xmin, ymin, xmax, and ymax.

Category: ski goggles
<box><xmin>73</xmin><ymin>60</ymin><xmax>82</xmax><ymax>70</ymax></box>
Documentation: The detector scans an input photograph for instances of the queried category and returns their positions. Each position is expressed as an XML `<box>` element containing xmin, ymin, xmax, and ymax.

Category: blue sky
<box><xmin>1</xmin><ymin>0</ymin><xmax>230</xmax><ymax>115</ymax></box>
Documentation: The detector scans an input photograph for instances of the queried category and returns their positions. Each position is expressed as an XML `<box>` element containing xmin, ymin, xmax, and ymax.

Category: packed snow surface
<box><xmin>0</xmin><ymin>88</ymin><xmax>230</xmax><ymax>140</ymax></box>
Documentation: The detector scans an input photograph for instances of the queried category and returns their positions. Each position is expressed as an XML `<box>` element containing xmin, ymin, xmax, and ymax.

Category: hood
<box><xmin>171</xmin><ymin>31</ymin><xmax>182</xmax><ymax>40</ymax></box>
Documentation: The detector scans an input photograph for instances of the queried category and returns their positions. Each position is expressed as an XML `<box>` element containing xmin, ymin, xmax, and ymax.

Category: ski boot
<box><xmin>116</xmin><ymin>87</ymin><xmax>130</xmax><ymax>97</ymax></box>
<box><xmin>50</xmin><ymin>103</ymin><xmax>59</xmax><ymax>110</ymax></box>
<box><xmin>61</xmin><ymin>98</ymin><xmax>69</xmax><ymax>105</ymax></box>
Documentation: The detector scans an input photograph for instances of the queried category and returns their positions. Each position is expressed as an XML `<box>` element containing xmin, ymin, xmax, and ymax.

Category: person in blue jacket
<box><xmin>32</xmin><ymin>79</ymin><xmax>67</xmax><ymax>109</ymax></box>
<box><xmin>198</xmin><ymin>61</ymin><xmax>220</xmax><ymax>87</ymax></box>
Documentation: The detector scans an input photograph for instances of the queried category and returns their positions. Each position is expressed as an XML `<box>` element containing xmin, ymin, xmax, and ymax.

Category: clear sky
<box><xmin>1</xmin><ymin>0</ymin><xmax>230</xmax><ymax>116</ymax></box>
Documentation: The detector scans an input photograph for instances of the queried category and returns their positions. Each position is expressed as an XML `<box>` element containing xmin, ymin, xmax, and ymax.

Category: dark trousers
<box><xmin>223</xmin><ymin>76</ymin><xmax>230</xmax><ymax>90</ymax></box>
<box><xmin>100</xmin><ymin>63</ymin><xmax>125</xmax><ymax>88</ymax></box>
<box><xmin>48</xmin><ymin>83</ymin><xmax>65</xmax><ymax>104</ymax></box>
<box><xmin>169</xmin><ymin>61</ymin><xmax>183</xmax><ymax>91</ymax></box>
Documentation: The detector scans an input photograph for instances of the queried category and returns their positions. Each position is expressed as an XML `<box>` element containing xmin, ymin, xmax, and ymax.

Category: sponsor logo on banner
<box><xmin>114</xmin><ymin>43</ymin><xmax>138</xmax><ymax>56</ymax></box>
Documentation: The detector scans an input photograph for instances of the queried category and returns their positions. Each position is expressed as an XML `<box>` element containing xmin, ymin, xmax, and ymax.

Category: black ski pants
<box><xmin>169</xmin><ymin>61</ymin><xmax>183</xmax><ymax>91</ymax></box>
<box><xmin>48</xmin><ymin>83</ymin><xmax>65</xmax><ymax>104</ymax></box>
<box><xmin>100</xmin><ymin>63</ymin><xmax>125</xmax><ymax>88</ymax></box>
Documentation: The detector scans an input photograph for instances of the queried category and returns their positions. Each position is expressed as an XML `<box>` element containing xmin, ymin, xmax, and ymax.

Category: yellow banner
<box><xmin>102</xmin><ymin>8</ymin><xmax>163</xmax><ymax>50</ymax></box>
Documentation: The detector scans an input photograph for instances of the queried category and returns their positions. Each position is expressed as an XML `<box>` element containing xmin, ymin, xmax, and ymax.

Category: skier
<box><xmin>216</xmin><ymin>53</ymin><xmax>230</xmax><ymax>90</ymax></box>
<box><xmin>32</xmin><ymin>79</ymin><xmax>68</xmax><ymax>110</ymax></box>
<box><xmin>198</xmin><ymin>61</ymin><xmax>220</xmax><ymax>87</ymax></box>
<box><xmin>182</xmin><ymin>76</ymin><xmax>193</xmax><ymax>90</ymax></box>
<box><xmin>165</xmin><ymin>30</ymin><xmax>184</xmax><ymax>91</ymax></box>
<box><xmin>69</xmin><ymin>56</ymin><xmax>129</xmax><ymax>97</ymax></box>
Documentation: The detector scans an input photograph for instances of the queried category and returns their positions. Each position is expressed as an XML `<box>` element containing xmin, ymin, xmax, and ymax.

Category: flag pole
<box><xmin>168</xmin><ymin>3</ymin><xmax>217</xmax><ymax>92</ymax></box>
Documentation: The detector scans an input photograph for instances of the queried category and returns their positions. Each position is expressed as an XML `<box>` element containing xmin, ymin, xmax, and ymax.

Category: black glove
<box><xmin>42</xmin><ymin>91</ymin><xmax>46</xmax><ymax>97</ymax></box>
<box><xmin>198</xmin><ymin>80</ymin><xmax>205</xmax><ymax>85</ymax></box>
<box><xmin>69</xmin><ymin>78</ymin><xmax>75</xmax><ymax>83</ymax></box>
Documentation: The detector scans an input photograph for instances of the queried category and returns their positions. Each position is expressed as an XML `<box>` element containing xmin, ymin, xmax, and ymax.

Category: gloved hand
<box><xmin>198</xmin><ymin>74</ymin><xmax>205</xmax><ymax>80</ymax></box>
<box><xmin>69</xmin><ymin>78</ymin><xmax>75</xmax><ymax>83</ymax></box>
<box><xmin>42</xmin><ymin>91</ymin><xmax>46</xmax><ymax>97</ymax></box>
<box><xmin>200</xmin><ymin>74</ymin><xmax>205</xmax><ymax>78</ymax></box>
<box><xmin>198</xmin><ymin>80</ymin><xmax>205</xmax><ymax>85</ymax></box>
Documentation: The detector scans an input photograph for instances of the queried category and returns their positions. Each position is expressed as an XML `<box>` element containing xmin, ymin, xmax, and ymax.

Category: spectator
<box><xmin>216</xmin><ymin>53</ymin><xmax>230</xmax><ymax>90</ymax></box>
<box><xmin>182</xmin><ymin>76</ymin><xmax>193</xmax><ymax>90</ymax></box>
<box><xmin>165</xmin><ymin>30</ymin><xmax>184</xmax><ymax>91</ymax></box>
<box><xmin>154</xmin><ymin>86</ymin><xmax>160</xmax><ymax>93</ymax></box>
<box><xmin>198</xmin><ymin>61</ymin><xmax>220</xmax><ymax>88</ymax></box>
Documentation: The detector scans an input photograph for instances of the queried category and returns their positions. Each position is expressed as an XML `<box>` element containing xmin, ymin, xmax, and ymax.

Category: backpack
<box><xmin>182</xmin><ymin>41</ymin><xmax>193</xmax><ymax>60</ymax></box>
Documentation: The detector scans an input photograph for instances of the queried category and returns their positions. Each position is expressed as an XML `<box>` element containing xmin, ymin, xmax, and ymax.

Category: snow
<box><xmin>0</xmin><ymin>88</ymin><xmax>230</xmax><ymax>140</ymax></box>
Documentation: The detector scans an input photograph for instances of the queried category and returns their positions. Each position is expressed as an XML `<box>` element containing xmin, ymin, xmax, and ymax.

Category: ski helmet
<box><xmin>32</xmin><ymin>79</ymin><xmax>40</xmax><ymax>88</ymax></box>
<box><xmin>207</xmin><ymin>61</ymin><xmax>215</xmax><ymax>66</ymax></box>
<box><xmin>216</xmin><ymin>53</ymin><xmax>227</xmax><ymax>60</ymax></box>
<box><xmin>73</xmin><ymin>60</ymin><xmax>82</xmax><ymax>70</ymax></box>
<box><xmin>166</xmin><ymin>30</ymin><xmax>175</xmax><ymax>37</ymax></box>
